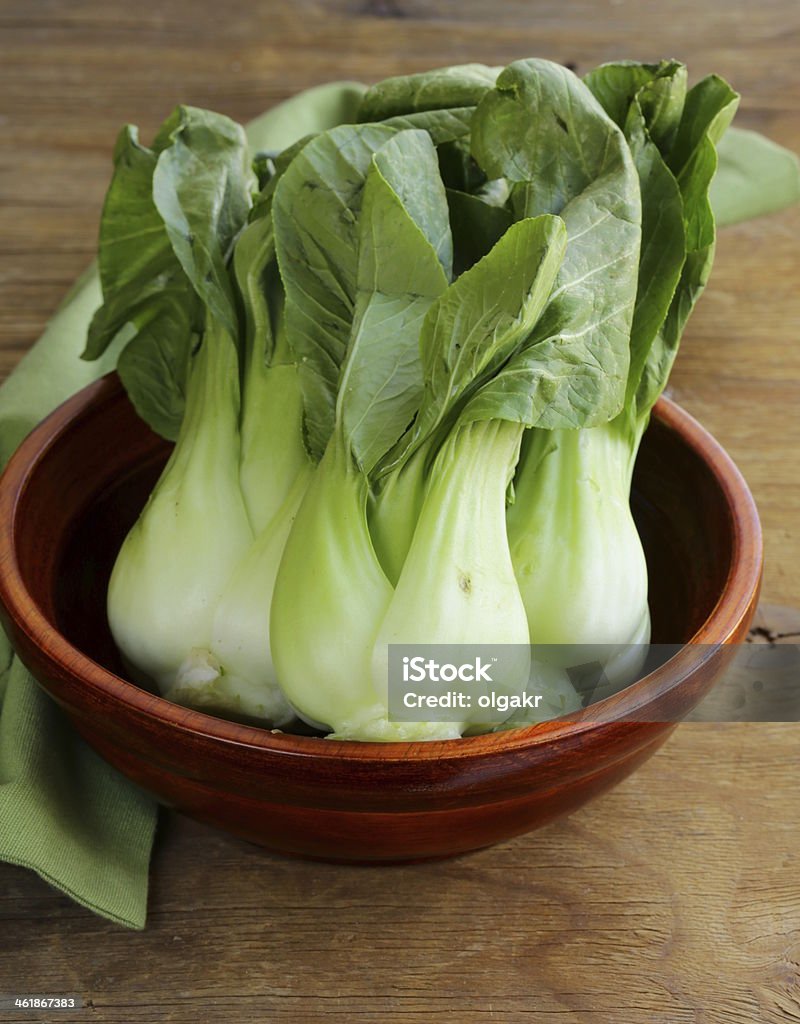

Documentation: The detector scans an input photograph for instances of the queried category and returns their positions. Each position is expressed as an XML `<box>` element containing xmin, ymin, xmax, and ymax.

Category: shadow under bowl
<box><xmin>0</xmin><ymin>375</ymin><xmax>762</xmax><ymax>861</ymax></box>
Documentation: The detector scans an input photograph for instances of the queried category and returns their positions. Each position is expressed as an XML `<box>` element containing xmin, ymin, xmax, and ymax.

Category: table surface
<box><xmin>1</xmin><ymin>1</ymin><xmax>798</xmax><ymax>1021</ymax></box>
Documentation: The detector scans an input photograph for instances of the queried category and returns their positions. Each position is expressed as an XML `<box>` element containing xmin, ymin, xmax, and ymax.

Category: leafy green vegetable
<box><xmin>381</xmin><ymin>107</ymin><xmax>477</xmax><ymax>145</ymax></box>
<box><xmin>507</xmin><ymin>415</ymin><xmax>649</xmax><ymax>651</ymax></box>
<box><xmin>634</xmin><ymin>74</ymin><xmax>738</xmax><ymax>428</ymax></box>
<box><xmin>338</xmin><ymin>132</ymin><xmax>451</xmax><ymax>472</ymax></box>
<box><xmin>272</xmin><ymin>123</ymin><xmax>399</xmax><ymax>458</ymax></box>
<box><xmin>108</xmin><ymin>316</ymin><xmax>262</xmax><ymax>703</ymax></box>
<box><xmin>370</xmin><ymin>215</ymin><xmax>569</xmax><ymax>583</ymax></box>
<box><xmin>584</xmin><ymin>60</ymin><xmax>688</xmax><ymax>428</ymax></box>
<box><xmin>152</xmin><ymin>110</ymin><xmax>253</xmax><ymax>336</ymax></box>
<box><xmin>584</xmin><ymin>60</ymin><xmax>687</xmax><ymax>150</ymax></box>
<box><xmin>95</xmin><ymin>88</ymin><xmax>368</xmax><ymax>726</ymax></box>
<box><xmin>358</xmin><ymin>64</ymin><xmax>498</xmax><ymax>120</ymax></box>
<box><xmin>232</xmin><ymin>207</ymin><xmax>312</xmax><ymax>534</ymax></box>
<box><xmin>370</xmin><ymin>60</ymin><xmax>642</xmax><ymax>586</ymax></box>
<box><xmin>85</xmin><ymin>108</ymin><xmax>254</xmax><ymax>439</ymax></box>
<box><xmin>370</xmin><ymin>217</ymin><xmax>567</xmax><ymax>737</ymax></box>
<box><xmin>508</xmin><ymin>63</ymin><xmax>739</xmax><ymax>660</ymax></box>
<box><xmin>470</xmin><ymin>59</ymin><xmax>641</xmax><ymax>429</ymax></box>
<box><xmin>85</xmin><ymin>128</ymin><xmax>193</xmax><ymax>440</ymax></box>
<box><xmin>89</xmin><ymin>62</ymin><xmax>800</xmax><ymax>742</ymax></box>
<box><xmin>271</xmin><ymin>128</ymin><xmax>454</xmax><ymax>737</ymax></box>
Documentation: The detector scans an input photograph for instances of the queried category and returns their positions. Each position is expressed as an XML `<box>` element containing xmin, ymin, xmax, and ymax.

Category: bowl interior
<box><xmin>33</xmin><ymin>382</ymin><xmax>735</xmax><ymax>683</ymax></box>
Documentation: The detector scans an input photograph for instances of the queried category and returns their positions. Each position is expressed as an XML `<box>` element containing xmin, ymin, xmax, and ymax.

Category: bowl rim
<box><xmin>0</xmin><ymin>374</ymin><xmax>763</xmax><ymax>763</ymax></box>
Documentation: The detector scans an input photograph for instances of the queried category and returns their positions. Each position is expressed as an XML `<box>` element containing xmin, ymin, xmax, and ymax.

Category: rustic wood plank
<box><xmin>1</xmin><ymin>2</ymin><xmax>798</xmax><ymax>1021</ymax></box>
<box><xmin>1</xmin><ymin>716</ymin><xmax>798</xmax><ymax>1023</ymax></box>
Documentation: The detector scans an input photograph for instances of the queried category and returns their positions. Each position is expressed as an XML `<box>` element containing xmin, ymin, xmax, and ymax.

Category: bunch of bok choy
<box><xmin>85</xmin><ymin>59</ymin><xmax>799</xmax><ymax>739</ymax></box>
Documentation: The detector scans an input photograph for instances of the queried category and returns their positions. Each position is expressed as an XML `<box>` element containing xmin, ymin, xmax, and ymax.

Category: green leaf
<box><xmin>410</xmin><ymin>215</ymin><xmax>568</xmax><ymax>443</ymax></box>
<box><xmin>357</xmin><ymin>66</ymin><xmax>497</xmax><ymax>152</ymax></box>
<box><xmin>232</xmin><ymin>137</ymin><xmax>315</xmax><ymax>378</ymax></box>
<box><xmin>380</xmin><ymin>107</ymin><xmax>476</xmax><ymax>145</ymax></box>
<box><xmin>233</xmin><ymin>214</ymin><xmax>281</xmax><ymax>371</ymax></box>
<box><xmin>272</xmin><ymin>123</ymin><xmax>398</xmax><ymax>457</ymax></box>
<box><xmin>337</xmin><ymin>131</ymin><xmax>451</xmax><ymax>474</ymax></box>
<box><xmin>84</xmin><ymin>126</ymin><xmax>181</xmax><ymax>361</ymax></box>
<box><xmin>371</xmin><ymin>130</ymin><xmax>453</xmax><ymax>278</ymax></box>
<box><xmin>95</xmin><ymin>128</ymin><xmax>172</xmax><ymax>297</ymax></box>
<box><xmin>634</xmin><ymin>76</ymin><xmax>739</xmax><ymax>418</ymax></box>
<box><xmin>584</xmin><ymin>60</ymin><xmax>687</xmax><ymax>151</ymax></box>
<box><xmin>473</xmin><ymin>60</ymin><xmax>630</xmax><ymax>211</ymax></box>
<box><xmin>585</xmin><ymin>61</ymin><xmax>688</xmax><ymax>418</ymax></box>
<box><xmin>710</xmin><ymin>126</ymin><xmax>800</xmax><ymax>227</ymax></box>
<box><xmin>358</xmin><ymin>64</ymin><xmax>499</xmax><ymax>120</ymax></box>
<box><xmin>85</xmin><ymin>107</ymin><xmax>254</xmax><ymax>439</ymax></box>
<box><xmin>116</xmin><ymin>289</ymin><xmax>194</xmax><ymax>441</ymax></box>
<box><xmin>249</xmin><ymin>135</ymin><xmax>325</xmax><ymax>223</ymax></box>
<box><xmin>83</xmin><ymin>121</ymin><xmax>199</xmax><ymax>440</ymax></box>
<box><xmin>622</xmin><ymin>102</ymin><xmax>686</xmax><ymax>414</ymax></box>
<box><xmin>234</xmin><ymin>128</ymin><xmax>349</xmax><ymax>382</ymax></box>
<box><xmin>673</xmin><ymin>82</ymin><xmax>738</xmax><ymax>252</ymax></box>
<box><xmin>152</xmin><ymin>106</ymin><xmax>254</xmax><ymax>338</ymax></box>
<box><xmin>471</xmin><ymin>59</ymin><xmax>642</xmax><ymax>428</ymax></box>
<box><xmin>669</xmin><ymin>75</ymin><xmax>739</xmax><ymax>174</ymax></box>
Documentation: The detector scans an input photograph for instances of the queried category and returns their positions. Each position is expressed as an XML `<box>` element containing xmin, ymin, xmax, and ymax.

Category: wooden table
<box><xmin>1</xmin><ymin>1</ymin><xmax>798</xmax><ymax>1021</ymax></box>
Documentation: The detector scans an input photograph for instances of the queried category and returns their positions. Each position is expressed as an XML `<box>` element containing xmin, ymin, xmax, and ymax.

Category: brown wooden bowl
<box><xmin>0</xmin><ymin>375</ymin><xmax>762</xmax><ymax>861</ymax></box>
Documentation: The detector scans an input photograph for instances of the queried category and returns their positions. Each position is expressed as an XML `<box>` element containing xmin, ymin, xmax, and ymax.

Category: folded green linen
<box><xmin>0</xmin><ymin>81</ymin><xmax>364</xmax><ymax>929</ymax></box>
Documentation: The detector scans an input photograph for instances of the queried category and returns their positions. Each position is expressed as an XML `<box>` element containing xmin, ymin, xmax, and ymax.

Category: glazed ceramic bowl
<box><xmin>0</xmin><ymin>375</ymin><xmax>762</xmax><ymax>861</ymax></box>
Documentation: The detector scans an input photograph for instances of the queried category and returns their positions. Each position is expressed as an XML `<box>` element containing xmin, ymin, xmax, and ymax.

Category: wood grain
<box><xmin>0</xmin><ymin>716</ymin><xmax>798</xmax><ymax>1023</ymax></box>
<box><xmin>0</xmin><ymin>1</ymin><xmax>798</xmax><ymax>1021</ymax></box>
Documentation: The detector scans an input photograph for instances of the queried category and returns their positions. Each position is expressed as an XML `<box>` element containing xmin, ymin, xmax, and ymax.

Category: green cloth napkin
<box><xmin>0</xmin><ymin>81</ymin><xmax>364</xmax><ymax>929</ymax></box>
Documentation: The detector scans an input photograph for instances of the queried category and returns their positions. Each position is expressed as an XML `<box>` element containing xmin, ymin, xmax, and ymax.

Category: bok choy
<box><xmin>85</xmin><ymin>59</ymin><xmax>799</xmax><ymax>738</ymax></box>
